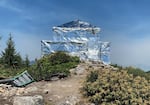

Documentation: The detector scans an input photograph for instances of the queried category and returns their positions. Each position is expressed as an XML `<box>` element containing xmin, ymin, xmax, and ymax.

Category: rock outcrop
<box><xmin>13</xmin><ymin>95</ymin><xmax>44</xmax><ymax>105</ymax></box>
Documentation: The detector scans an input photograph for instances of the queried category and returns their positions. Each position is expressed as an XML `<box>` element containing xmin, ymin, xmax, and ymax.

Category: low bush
<box><xmin>0</xmin><ymin>66</ymin><xmax>26</xmax><ymax>78</ymax></box>
<box><xmin>82</xmin><ymin>69</ymin><xmax>150</xmax><ymax>105</ymax></box>
<box><xmin>111</xmin><ymin>64</ymin><xmax>123</xmax><ymax>70</ymax></box>
<box><xmin>86</xmin><ymin>70</ymin><xmax>98</xmax><ymax>82</ymax></box>
<box><xmin>111</xmin><ymin>64</ymin><xmax>150</xmax><ymax>80</ymax></box>
<box><xmin>28</xmin><ymin>51</ymin><xmax>80</xmax><ymax>81</ymax></box>
<box><xmin>125</xmin><ymin>66</ymin><xmax>150</xmax><ymax>80</ymax></box>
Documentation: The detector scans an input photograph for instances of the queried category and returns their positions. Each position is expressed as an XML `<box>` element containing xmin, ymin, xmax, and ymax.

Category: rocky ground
<box><xmin>0</xmin><ymin>61</ymin><xmax>117</xmax><ymax>105</ymax></box>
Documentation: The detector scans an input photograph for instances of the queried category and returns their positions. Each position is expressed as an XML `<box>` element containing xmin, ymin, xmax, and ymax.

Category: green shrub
<box><xmin>86</xmin><ymin>71</ymin><xmax>98</xmax><ymax>82</ymax></box>
<box><xmin>49</xmin><ymin>51</ymin><xmax>71</xmax><ymax>65</ymax></box>
<box><xmin>146</xmin><ymin>71</ymin><xmax>150</xmax><ymax>74</ymax></box>
<box><xmin>125</xmin><ymin>66</ymin><xmax>150</xmax><ymax>80</ymax></box>
<box><xmin>111</xmin><ymin>64</ymin><xmax>123</xmax><ymax>70</ymax></box>
<box><xmin>111</xmin><ymin>64</ymin><xmax>150</xmax><ymax>80</ymax></box>
<box><xmin>82</xmin><ymin>69</ymin><xmax>150</xmax><ymax>105</ymax></box>
<box><xmin>28</xmin><ymin>52</ymin><xmax>80</xmax><ymax>81</ymax></box>
<box><xmin>0</xmin><ymin>67</ymin><xmax>26</xmax><ymax>78</ymax></box>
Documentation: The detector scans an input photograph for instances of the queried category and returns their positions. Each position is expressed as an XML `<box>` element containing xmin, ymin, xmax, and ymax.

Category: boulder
<box><xmin>13</xmin><ymin>95</ymin><xmax>44</xmax><ymax>105</ymax></box>
<box><xmin>58</xmin><ymin>96</ymin><xmax>79</xmax><ymax>105</ymax></box>
<box><xmin>75</xmin><ymin>65</ymin><xmax>85</xmax><ymax>75</ymax></box>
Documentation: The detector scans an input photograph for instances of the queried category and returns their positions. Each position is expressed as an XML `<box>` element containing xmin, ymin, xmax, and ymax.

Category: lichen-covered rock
<box><xmin>0</xmin><ymin>84</ymin><xmax>25</xmax><ymax>97</ymax></box>
<box><xmin>58</xmin><ymin>96</ymin><xmax>79</xmax><ymax>105</ymax></box>
<box><xmin>75</xmin><ymin>65</ymin><xmax>85</xmax><ymax>75</ymax></box>
<box><xmin>13</xmin><ymin>95</ymin><xmax>44</xmax><ymax>105</ymax></box>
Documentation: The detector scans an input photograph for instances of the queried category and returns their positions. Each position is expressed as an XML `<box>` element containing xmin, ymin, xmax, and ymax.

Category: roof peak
<box><xmin>57</xmin><ymin>19</ymin><xmax>95</xmax><ymax>28</ymax></box>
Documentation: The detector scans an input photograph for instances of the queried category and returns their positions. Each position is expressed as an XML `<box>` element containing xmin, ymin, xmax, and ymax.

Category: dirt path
<box><xmin>0</xmin><ymin>62</ymin><xmax>92</xmax><ymax>105</ymax></box>
<box><xmin>0</xmin><ymin>74</ymin><xmax>87</xmax><ymax>105</ymax></box>
<box><xmin>29</xmin><ymin>74</ymin><xmax>86</xmax><ymax>105</ymax></box>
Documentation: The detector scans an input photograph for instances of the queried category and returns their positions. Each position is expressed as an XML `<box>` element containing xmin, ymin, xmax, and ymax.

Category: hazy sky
<box><xmin>0</xmin><ymin>0</ymin><xmax>150</xmax><ymax>71</ymax></box>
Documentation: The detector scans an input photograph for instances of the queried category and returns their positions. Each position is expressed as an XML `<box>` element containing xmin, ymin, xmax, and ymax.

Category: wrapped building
<box><xmin>41</xmin><ymin>20</ymin><xmax>110</xmax><ymax>64</ymax></box>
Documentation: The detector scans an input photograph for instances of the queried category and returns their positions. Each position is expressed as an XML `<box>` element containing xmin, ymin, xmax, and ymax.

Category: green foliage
<box><xmin>0</xmin><ymin>67</ymin><xmax>26</xmax><ymax>78</ymax></box>
<box><xmin>49</xmin><ymin>51</ymin><xmax>71</xmax><ymax>65</ymax></box>
<box><xmin>146</xmin><ymin>71</ymin><xmax>150</xmax><ymax>73</ymax></box>
<box><xmin>24</xmin><ymin>55</ymin><xmax>30</xmax><ymax>68</ymax></box>
<box><xmin>82</xmin><ymin>70</ymin><xmax>150</xmax><ymax>105</ymax></box>
<box><xmin>0</xmin><ymin>35</ymin><xmax>31</xmax><ymax>78</ymax></box>
<box><xmin>1</xmin><ymin>34</ymin><xmax>22</xmax><ymax>68</ymax></box>
<box><xmin>29</xmin><ymin>52</ymin><xmax>80</xmax><ymax>81</ymax></box>
<box><xmin>111</xmin><ymin>64</ymin><xmax>123</xmax><ymax>70</ymax></box>
<box><xmin>111</xmin><ymin>64</ymin><xmax>150</xmax><ymax>80</ymax></box>
<box><xmin>125</xmin><ymin>66</ymin><xmax>150</xmax><ymax>80</ymax></box>
<box><xmin>86</xmin><ymin>70</ymin><xmax>98</xmax><ymax>82</ymax></box>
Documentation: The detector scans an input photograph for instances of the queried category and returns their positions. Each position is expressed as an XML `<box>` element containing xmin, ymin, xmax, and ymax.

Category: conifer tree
<box><xmin>1</xmin><ymin>34</ymin><xmax>22</xmax><ymax>68</ymax></box>
<box><xmin>25</xmin><ymin>55</ymin><xmax>30</xmax><ymax>68</ymax></box>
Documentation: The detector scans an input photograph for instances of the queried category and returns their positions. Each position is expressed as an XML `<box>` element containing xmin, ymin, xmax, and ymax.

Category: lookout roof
<box><xmin>52</xmin><ymin>20</ymin><xmax>100</xmax><ymax>34</ymax></box>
